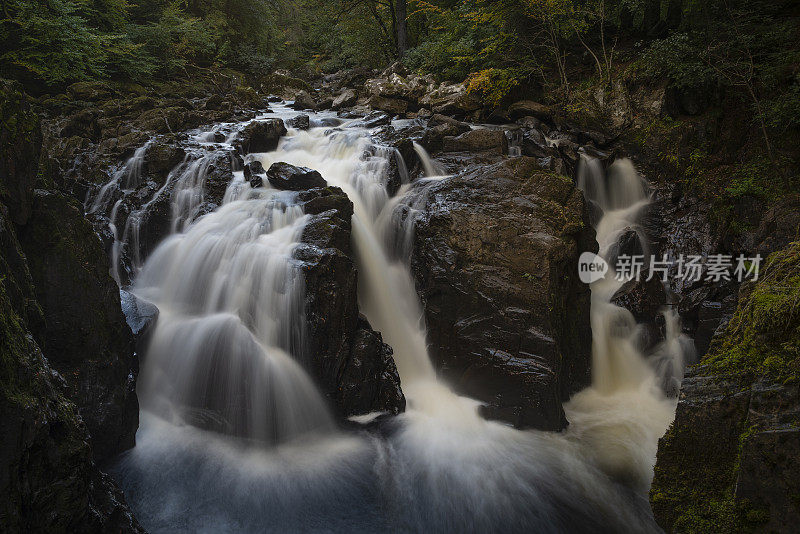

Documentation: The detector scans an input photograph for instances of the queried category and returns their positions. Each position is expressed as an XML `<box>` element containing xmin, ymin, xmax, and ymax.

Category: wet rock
<box><xmin>236</xmin><ymin>119</ymin><xmax>287</xmax><ymax>153</ymax></box>
<box><xmin>295</xmin><ymin>187</ymin><xmax>405</xmax><ymax>416</ymax></box>
<box><xmin>611</xmin><ymin>277</ymin><xmax>668</xmax><ymax>351</ymax></box>
<box><xmin>120</xmin><ymin>290</ymin><xmax>159</xmax><ymax>361</ymax></box>
<box><xmin>339</xmin><ymin>316</ymin><xmax>406</xmax><ymax>415</ymax></box>
<box><xmin>291</xmin><ymin>90</ymin><xmax>317</xmax><ymax>110</ymax></box>
<box><xmin>611</xmin><ymin>277</ymin><xmax>667</xmax><ymax>323</ymax></box>
<box><xmin>332</xmin><ymin>89</ymin><xmax>358</xmax><ymax>110</ymax></box>
<box><xmin>0</xmin><ymin>87</ymin><xmax>142</xmax><ymax>529</ymax></box>
<box><xmin>408</xmin><ymin>157</ymin><xmax>596</xmax><ymax>430</ymax></box>
<box><xmin>267</xmin><ymin>162</ymin><xmax>327</xmax><ymax>191</ymax></box>
<box><xmin>144</xmin><ymin>139</ymin><xmax>185</xmax><ymax>179</ymax></box>
<box><xmin>353</xmin><ymin>110</ymin><xmax>392</xmax><ymax>129</ymax></box>
<box><xmin>442</xmin><ymin>129</ymin><xmax>508</xmax><ymax>155</ymax></box>
<box><xmin>244</xmin><ymin>161</ymin><xmax>265</xmax><ymax>187</ymax></box>
<box><xmin>287</xmin><ymin>114</ymin><xmax>310</xmax><ymax>130</ymax></box>
<box><xmin>17</xmin><ymin>191</ymin><xmax>139</xmax><ymax>462</ymax></box>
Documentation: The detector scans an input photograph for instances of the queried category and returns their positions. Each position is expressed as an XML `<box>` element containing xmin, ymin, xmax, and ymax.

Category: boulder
<box><xmin>332</xmin><ymin>89</ymin><xmax>358</xmax><ymax>110</ymax></box>
<box><xmin>442</xmin><ymin>129</ymin><xmax>508</xmax><ymax>155</ymax></box>
<box><xmin>428</xmin><ymin>114</ymin><xmax>471</xmax><ymax>135</ymax></box>
<box><xmin>18</xmin><ymin>191</ymin><xmax>139</xmax><ymax>462</ymax></box>
<box><xmin>287</xmin><ymin>114</ymin><xmax>310</xmax><ymax>130</ymax></box>
<box><xmin>144</xmin><ymin>139</ymin><xmax>185</xmax><ymax>178</ymax></box>
<box><xmin>236</xmin><ymin>119</ymin><xmax>287</xmax><ymax>153</ymax></box>
<box><xmin>294</xmin><ymin>187</ymin><xmax>405</xmax><ymax>416</ymax></box>
<box><xmin>243</xmin><ymin>161</ymin><xmax>265</xmax><ymax>187</ymax></box>
<box><xmin>368</xmin><ymin>95</ymin><xmax>409</xmax><ymax>115</ymax></box>
<box><xmin>508</xmin><ymin>100</ymin><xmax>553</xmax><ymax>123</ymax></box>
<box><xmin>418</xmin><ymin>83</ymin><xmax>482</xmax><ymax>118</ymax></box>
<box><xmin>267</xmin><ymin>162</ymin><xmax>327</xmax><ymax>191</ymax></box>
<box><xmin>408</xmin><ymin>157</ymin><xmax>596</xmax><ymax>430</ymax></box>
<box><xmin>611</xmin><ymin>277</ymin><xmax>667</xmax><ymax>323</ymax></box>
<box><xmin>291</xmin><ymin>90</ymin><xmax>317</xmax><ymax>110</ymax></box>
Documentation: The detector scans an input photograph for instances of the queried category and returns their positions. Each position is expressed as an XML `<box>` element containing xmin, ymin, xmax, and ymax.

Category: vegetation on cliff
<box><xmin>650</xmin><ymin>242</ymin><xmax>800</xmax><ymax>532</ymax></box>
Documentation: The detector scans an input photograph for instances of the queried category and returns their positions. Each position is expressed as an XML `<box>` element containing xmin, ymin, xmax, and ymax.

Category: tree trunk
<box><xmin>395</xmin><ymin>0</ymin><xmax>408</xmax><ymax>57</ymax></box>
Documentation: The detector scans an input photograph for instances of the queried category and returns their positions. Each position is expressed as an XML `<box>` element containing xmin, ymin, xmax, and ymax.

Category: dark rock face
<box><xmin>243</xmin><ymin>160</ymin><xmax>265</xmax><ymax>187</ymax></box>
<box><xmin>408</xmin><ymin>157</ymin><xmax>596</xmax><ymax>430</ymax></box>
<box><xmin>0</xmin><ymin>80</ymin><xmax>141</xmax><ymax>531</ymax></box>
<box><xmin>340</xmin><ymin>316</ymin><xmax>405</xmax><ymax>414</ymax></box>
<box><xmin>236</xmin><ymin>119</ymin><xmax>287</xmax><ymax>153</ymax></box>
<box><xmin>287</xmin><ymin>113</ymin><xmax>310</xmax><ymax>130</ymax></box>
<box><xmin>295</xmin><ymin>186</ymin><xmax>405</xmax><ymax>416</ymax></box>
<box><xmin>18</xmin><ymin>191</ymin><xmax>139</xmax><ymax>463</ymax></box>
<box><xmin>0</xmin><ymin>279</ymin><xmax>143</xmax><ymax>534</ymax></box>
<box><xmin>651</xmin><ymin>242</ymin><xmax>800</xmax><ymax>532</ymax></box>
<box><xmin>0</xmin><ymin>79</ymin><xmax>41</xmax><ymax>225</ymax></box>
<box><xmin>267</xmin><ymin>162</ymin><xmax>327</xmax><ymax>190</ymax></box>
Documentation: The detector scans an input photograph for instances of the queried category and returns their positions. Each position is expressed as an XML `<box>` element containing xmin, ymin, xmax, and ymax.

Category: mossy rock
<box><xmin>651</xmin><ymin>242</ymin><xmax>800</xmax><ymax>532</ymax></box>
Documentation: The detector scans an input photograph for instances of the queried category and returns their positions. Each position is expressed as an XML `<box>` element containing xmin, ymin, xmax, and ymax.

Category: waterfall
<box><xmin>112</xmin><ymin>106</ymin><xmax>683</xmax><ymax>532</ymax></box>
<box><xmin>412</xmin><ymin>141</ymin><xmax>447</xmax><ymax>177</ymax></box>
<box><xmin>565</xmin><ymin>155</ymin><xmax>691</xmax><ymax>493</ymax></box>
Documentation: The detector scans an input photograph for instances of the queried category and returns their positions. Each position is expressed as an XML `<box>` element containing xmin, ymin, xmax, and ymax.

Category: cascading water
<box><xmin>110</xmin><ymin>106</ymin><xmax>690</xmax><ymax>532</ymax></box>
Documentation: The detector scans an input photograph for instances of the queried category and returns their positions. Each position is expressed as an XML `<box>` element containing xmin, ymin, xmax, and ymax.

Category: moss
<box><xmin>701</xmin><ymin>242</ymin><xmax>800</xmax><ymax>383</ymax></box>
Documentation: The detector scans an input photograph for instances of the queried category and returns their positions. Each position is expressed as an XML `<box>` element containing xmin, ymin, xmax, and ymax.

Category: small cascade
<box><xmin>89</xmin><ymin>142</ymin><xmax>149</xmax><ymax>215</ymax></box>
<box><xmin>170</xmin><ymin>154</ymin><xmax>215</xmax><ymax>233</ymax></box>
<box><xmin>506</xmin><ymin>129</ymin><xmax>523</xmax><ymax>157</ymax></box>
<box><xmin>412</xmin><ymin>141</ymin><xmax>447</xmax><ymax>177</ymax></box>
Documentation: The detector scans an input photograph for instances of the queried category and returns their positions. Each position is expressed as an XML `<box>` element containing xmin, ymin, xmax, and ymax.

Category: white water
<box><xmin>111</xmin><ymin>107</ymin><xmax>689</xmax><ymax>532</ymax></box>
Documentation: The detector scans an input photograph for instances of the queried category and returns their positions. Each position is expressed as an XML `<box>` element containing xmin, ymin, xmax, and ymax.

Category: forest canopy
<box><xmin>1</xmin><ymin>0</ymin><xmax>798</xmax><ymax>152</ymax></box>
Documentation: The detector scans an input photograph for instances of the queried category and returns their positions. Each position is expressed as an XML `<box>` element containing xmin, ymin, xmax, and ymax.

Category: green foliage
<box><xmin>0</xmin><ymin>0</ymin><xmax>109</xmax><ymax>85</ymax></box>
<box><xmin>466</xmin><ymin>68</ymin><xmax>519</xmax><ymax>107</ymax></box>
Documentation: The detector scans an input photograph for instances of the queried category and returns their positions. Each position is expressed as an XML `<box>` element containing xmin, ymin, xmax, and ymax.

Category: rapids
<box><xmin>108</xmin><ymin>105</ymin><xmax>691</xmax><ymax>533</ymax></box>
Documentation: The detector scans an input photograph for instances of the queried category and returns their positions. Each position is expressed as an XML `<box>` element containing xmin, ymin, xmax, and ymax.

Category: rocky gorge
<box><xmin>1</xmin><ymin>59</ymin><xmax>798</xmax><ymax>533</ymax></box>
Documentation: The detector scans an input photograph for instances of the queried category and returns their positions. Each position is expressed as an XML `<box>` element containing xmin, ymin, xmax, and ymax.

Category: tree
<box><xmin>395</xmin><ymin>0</ymin><xmax>408</xmax><ymax>57</ymax></box>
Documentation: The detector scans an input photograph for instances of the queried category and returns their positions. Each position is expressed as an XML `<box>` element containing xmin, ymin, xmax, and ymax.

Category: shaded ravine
<box><xmin>105</xmin><ymin>105</ymin><xmax>689</xmax><ymax>532</ymax></box>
